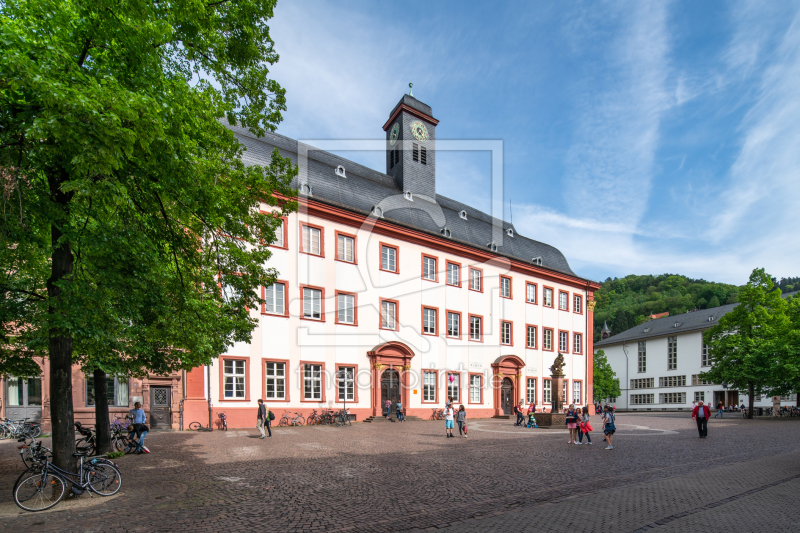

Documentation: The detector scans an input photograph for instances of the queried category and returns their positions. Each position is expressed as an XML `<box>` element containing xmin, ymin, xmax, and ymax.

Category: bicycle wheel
<box><xmin>279</xmin><ymin>417</ymin><xmax>289</xmax><ymax>427</ymax></box>
<box><xmin>85</xmin><ymin>463</ymin><xmax>122</xmax><ymax>496</ymax></box>
<box><xmin>28</xmin><ymin>425</ymin><xmax>42</xmax><ymax>438</ymax></box>
<box><xmin>335</xmin><ymin>415</ymin><xmax>343</xmax><ymax>427</ymax></box>
<box><xmin>14</xmin><ymin>471</ymin><xmax>66</xmax><ymax>512</ymax></box>
<box><xmin>296</xmin><ymin>416</ymin><xmax>305</xmax><ymax>426</ymax></box>
<box><xmin>188</xmin><ymin>421</ymin><xmax>202</xmax><ymax>431</ymax></box>
<box><xmin>306</xmin><ymin>415</ymin><xmax>317</xmax><ymax>426</ymax></box>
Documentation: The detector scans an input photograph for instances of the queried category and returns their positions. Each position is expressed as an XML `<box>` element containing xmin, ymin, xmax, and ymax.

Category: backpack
<box><xmin>268</xmin><ymin>410</ymin><xmax>275</xmax><ymax>421</ymax></box>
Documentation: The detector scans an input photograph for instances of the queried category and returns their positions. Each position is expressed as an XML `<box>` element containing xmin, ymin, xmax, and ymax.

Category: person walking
<box><xmin>444</xmin><ymin>403</ymin><xmax>455</xmax><ymax>438</ymax></box>
<box><xmin>602</xmin><ymin>405</ymin><xmax>616</xmax><ymax>450</ymax></box>
<box><xmin>692</xmin><ymin>400</ymin><xmax>709</xmax><ymax>438</ymax></box>
<box><xmin>384</xmin><ymin>398</ymin><xmax>392</xmax><ymax>419</ymax></box>
<box><xmin>714</xmin><ymin>402</ymin><xmax>724</xmax><ymax>418</ymax></box>
<box><xmin>456</xmin><ymin>405</ymin><xmax>467</xmax><ymax>438</ymax></box>
<box><xmin>396</xmin><ymin>399</ymin><xmax>404</xmax><ymax>423</ymax></box>
<box><xmin>128</xmin><ymin>401</ymin><xmax>149</xmax><ymax>454</ymax></box>
<box><xmin>515</xmin><ymin>399</ymin><xmax>525</xmax><ymax>426</ymax></box>
<box><xmin>256</xmin><ymin>399</ymin><xmax>271</xmax><ymax>438</ymax></box>
<box><xmin>527</xmin><ymin>402</ymin><xmax>536</xmax><ymax>427</ymax></box>
<box><xmin>577</xmin><ymin>406</ymin><xmax>593</xmax><ymax>445</ymax></box>
<box><xmin>566</xmin><ymin>403</ymin><xmax>579</xmax><ymax>444</ymax></box>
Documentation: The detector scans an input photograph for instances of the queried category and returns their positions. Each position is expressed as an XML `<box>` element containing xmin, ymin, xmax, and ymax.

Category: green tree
<box><xmin>1</xmin><ymin>0</ymin><xmax>295</xmax><ymax>467</ymax></box>
<box><xmin>702</xmin><ymin>269</ymin><xmax>789</xmax><ymax>419</ymax></box>
<box><xmin>592</xmin><ymin>350</ymin><xmax>621</xmax><ymax>402</ymax></box>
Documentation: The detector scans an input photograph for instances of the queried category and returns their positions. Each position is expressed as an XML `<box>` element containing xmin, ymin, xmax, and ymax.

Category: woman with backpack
<box><xmin>602</xmin><ymin>405</ymin><xmax>616</xmax><ymax>450</ymax></box>
<box><xmin>396</xmin><ymin>399</ymin><xmax>404</xmax><ymax>423</ymax></box>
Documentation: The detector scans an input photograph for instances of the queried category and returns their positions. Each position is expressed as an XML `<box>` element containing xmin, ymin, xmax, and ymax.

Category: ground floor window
<box><xmin>630</xmin><ymin>394</ymin><xmax>654</xmax><ymax>404</ymax></box>
<box><xmin>573</xmin><ymin>382</ymin><xmax>581</xmax><ymax>404</ymax></box>
<box><xmin>659</xmin><ymin>392</ymin><xmax>686</xmax><ymax>404</ymax></box>
<box><xmin>337</xmin><ymin>367</ymin><xmax>355</xmax><ymax>401</ymax></box>
<box><xmin>265</xmin><ymin>362</ymin><xmax>286</xmax><ymax>400</ymax></box>
<box><xmin>694</xmin><ymin>391</ymin><xmax>704</xmax><ymax>403</ymax></box>
<box><xmin>447</xmin><ymin>374</ymin><xmax>459</xmax><ymax>402</ymax></box>
<box><xmin>470</xmin><ymin>375</ymin><xmax>481</xmax><ymax>403</ymax></box>
<box><xmin>526</xmin><ymin>378</ymin><xmax>536</xmax><ymax>404</ymax></box>
<box><xmin>543</xmin><ymin>379</ymin><xmax>551</xmax><ymax>404</ymax></box>
<box><xmin>223</xmin><ymin>360</ymin><xmax>246</xmax><ymax>399</ymax></box>
<box><xmin>87</xmin><ymin>376</ymin><xmax>129</xmax><ymax>406</ymax></box>
<box><xmin>303</xmin><ymin>364</ymin><xmax>322</xmax><ymax>400</ymax></box>
<box><xmin>8</xmin><ymin>377</ymin><xmax>43</xmax><ymax>407</ymax></box>
<box><xmin>423</xmin><ymin>372</ymin><xmax>436</xmax><ymax>402</ymax></box>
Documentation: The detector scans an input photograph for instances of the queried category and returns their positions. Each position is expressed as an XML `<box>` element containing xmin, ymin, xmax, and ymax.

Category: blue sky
<box><xmin>267</xmin><ymin>0</ymin><xmax>800</xmax><ymax>285</ymax></box>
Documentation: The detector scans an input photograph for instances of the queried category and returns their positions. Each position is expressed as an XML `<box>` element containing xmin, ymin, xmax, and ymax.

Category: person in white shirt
<box><xmin>444</xmin><ymin>404</ymin><xmax>455</xmax><ymax>438</ymax></box>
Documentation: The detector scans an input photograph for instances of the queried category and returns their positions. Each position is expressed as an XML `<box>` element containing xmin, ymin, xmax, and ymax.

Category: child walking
<box><xmin>457</xmin><ymin>405</ymin><xmax>467</xmax><ymax>438</ymax></box>
<box><xmin>444</xmin><ymin>403</ymin><xmax>455</xmax><ymax>438</ymax></box>
<box><xmin>577</xmin><ymin>406</ymin><xmax>592</xmax><ymax>445</ymax></box>
<box><xmin>565</xmin><ymin>403</ymin><xmax>579</xmax><ymax>444</ymax></box>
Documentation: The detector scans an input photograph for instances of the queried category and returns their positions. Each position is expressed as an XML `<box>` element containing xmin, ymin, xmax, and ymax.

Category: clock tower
<box><xmin>383</xmin><ymin>92</ymin><xmax>439</xmax><ymax>202</ymax></box>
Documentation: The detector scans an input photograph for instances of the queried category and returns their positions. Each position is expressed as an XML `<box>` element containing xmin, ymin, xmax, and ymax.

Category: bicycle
<box><xmin>334</xmin><ymin>408</ymin><xmax>352</xmax><ymax>427</ymax></box>
<box><xmin>278</xmin><ymin>410</ymin><xmax>305</xmax><ymax>427</ymax></box>
<box><xmin>305</xmin><ymin>409</ymin><xmax>321</xmax><ymax>425</ymax></box>
<box><xmin>74</xmin><ymin>422</ymin><xmax>97</xmax><ymax>456</ymax></box>
<box><xmin>13</xmin><ymin>449</ymin><xmax>122</xmax><ymax>512</ymax></box>
<box><xmin>218</xmin><ymin>411</ymin><xmax>228</xmax><ymax>431</ymax></box>
<box><xmin>1</xmin><ymin>418</ymin><xmax>41</xmax><ymax>439</ymax></box>
<box><xmin>430</xmin><ymin>408</ymin><xmax>444</xmax><ymax>420</ymax></box>
<box><xmin>17</xmin><ymin>435</ymin><xmax>52</xmax><ymax>469</ymax></box>
<box><xmin>188</xmin><ymin>420</ymin><xmax>214</xmax><ymax>431</ymax></box>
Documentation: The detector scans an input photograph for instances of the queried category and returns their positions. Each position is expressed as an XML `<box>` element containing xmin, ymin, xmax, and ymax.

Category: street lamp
<box><xmin>338</xmin><ymin>368</ymin><xmax>352</xmax><ymax>425</ymax></box>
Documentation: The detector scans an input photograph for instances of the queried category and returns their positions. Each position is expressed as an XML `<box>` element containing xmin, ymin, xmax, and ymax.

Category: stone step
<box><xmin>492</xmin><ymin>415</ymin><xmax>511</xmax><ymax>419</ymax></box>
<box><xmin>363</xmin><ymin>415</ymin><xmax>424</xmax><ymax>423</ymax></box>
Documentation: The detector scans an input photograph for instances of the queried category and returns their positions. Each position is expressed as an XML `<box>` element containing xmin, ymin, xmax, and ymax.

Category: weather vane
<box><xmin>409</xmin><ymin>82</ymin><xmax>413</xmax><ymax>97</ymax></box>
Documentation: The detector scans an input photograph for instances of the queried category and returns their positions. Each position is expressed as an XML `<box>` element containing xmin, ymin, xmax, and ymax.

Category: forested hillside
<box><xmin>592</xmin><ymin>274</ymin><xmax>739</xmax><ymax>342</ymax></box>
<box><xmin>592</xmin><ymin>273</ymin><xmax>799</xmax><ymax>342</ymax></box>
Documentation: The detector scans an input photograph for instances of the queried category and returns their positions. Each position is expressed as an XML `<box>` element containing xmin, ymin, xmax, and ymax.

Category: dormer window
<box><xmin>506</xmin><ymin>228</ymin><xmax>514</xmax><ymax>237</ymax></box>
<box><xmin>708</xmin><ymin>316</ymin><xmax>715</xmax><ymax>322</ymax></box>
<box><xmin>335</xmin><ymin>165</ymin><xmax>346</xmax><ymax>178</ymax></box>
<box><xmin>643</xmin><ymin>328</ymin><xmax>651</xmax><ymax>333</ymax></box>
<box><xmin>300</xmin><ymin>183</ymin><xmax>312</xmax><ymax>196</ymax></box>
<box><xmin>420</xmin><ymin>147</ymin><xmax>427</xmax><ymax>165</ymax></box>
<box><xmin>404</xmin><ymin>191</ymin><xmax>413</xmax><ymax>202</ymax></box>
<box><xmin>488</xmin><ymin>242</ymin><xmax>497</xmax><ymax>252</ymax></box>
<box><xmin>441</xmin><ymin>228</ymin><xmax>451</xmax><ymax>238</ymax></box>
<box><xmin>674</xmin><ymin>322</ymin><xmax>682</xmax><ymax>328</ymax></box>
<box><xmin>372</xmin><ymin>206</ymin><xmax>383</xmax><ymax>218</ymax></box>
<box><xmin>459</xmin><ymin>210</ymin><xmax>468</xmax><ymax>220</ymax></box>
<box><xmin>412</xmin><ymin>143</ymin><xmax>419</xmax><ymax>162</ymax></box>
<box><xmin>532</xmin><ymin>257</ymin><xmax>542</xmax><ymax>266</ymax></box>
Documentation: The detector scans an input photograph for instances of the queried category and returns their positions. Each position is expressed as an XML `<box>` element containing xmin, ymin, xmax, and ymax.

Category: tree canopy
<box><xmin>592</xmin><ymin>349</ymin><xmax>621</xmax><ymax>402</ymax></box>
<box><xmin>1</xmin><ymin>0</ymin><xmax>295</xmax><ymax>468</ymax></box>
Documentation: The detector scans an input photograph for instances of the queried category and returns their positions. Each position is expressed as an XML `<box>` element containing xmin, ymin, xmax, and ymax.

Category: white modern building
<box><xmin>183</xmin><ymin>93</ymin><xmax>601</xmax><ymax>428</ymax></box>
<box><xmin>595</xmin><ymin>301</ymin><xmax>798</xmax><ymax>411</ymax></box>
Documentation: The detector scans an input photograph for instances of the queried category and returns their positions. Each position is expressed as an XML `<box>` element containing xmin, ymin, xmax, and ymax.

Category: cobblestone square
<box><xmin>1</xmin><ymin>413</ymin><xmax>799</xmax><ymax>532</ymax></box>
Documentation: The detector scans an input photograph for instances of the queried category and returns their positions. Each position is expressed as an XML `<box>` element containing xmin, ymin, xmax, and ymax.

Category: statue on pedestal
<box><xmin>549</xmin><ymin>353</ymin><xmax>565</xmax><ymax>377</ymax></box>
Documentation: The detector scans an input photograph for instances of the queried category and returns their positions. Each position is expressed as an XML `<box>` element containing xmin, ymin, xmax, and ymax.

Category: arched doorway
<box><xmin>500</xmin><ymin>378</ymin><xmax>514</xmax><ymax>415</ymax></box>
<box><xmin>381</xmin><ymin>369</ymin><xmax>401</xmax><ymax>415</ymax></box>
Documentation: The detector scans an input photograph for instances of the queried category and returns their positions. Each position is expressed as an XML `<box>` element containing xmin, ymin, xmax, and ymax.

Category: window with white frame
<box><xmin>423</xmin><ymin>372</ymin><xmax>436</xmax><ymax>402</ymax></box>
<box><xmin>701</xmin><ymin>343</ymin><xmax>711</xmax><ymax>367</ymax></box>
<box><xmin>500</xmin><ymin>277</ymin><xmax>511</xmax><ymax>298</ymax></box>
<box><xmin>526</xmin><ymin>326</ymin><xmax>537</xmax><ymax>348</ymax></box>
<box><xmin>694</xmin><ymin>391</ymin><xmax>705</xmax><ymax>403</ymax></box>
<box><xmin>423</xmin><ymin>256</ymin><xmax>437</xmax><ymax>281</ymax></box>
<box><xmin>470</xmin><ymin>375</ymin><xmax>481</xmax><ymax>403</ymax></box>
<box><xmin>264</xmin><ymin>362</ymin><xmax>285</xmax><ymax>399</ymax></box>
<box><xmin>659</xmin><ymin>375</ymin><xmax>686</xmax><ymax>387</ymax></box>
<box><xmin>573</xmin><ymin>333</ymin><xmax>582</xmax><ymax>354</ymax></box>
<box><xmin>573</xmin><ymin>294</ymin><xmax>582</xmax><ymax>313</ymax></box>
<box><xmin>223</xmin><ymin>359</ymin><xmax>246</xmax><ymax>399</ymax></box>
<box><xmin>659</xmin><ymin>392</ymin><xmax>686</xmax><ymax>404</ymax></box>
<box><xmin>447</xmin><ymin>312</ymin><xmax>460</xmax><ymax>337</ymax></box>
<box><xmin>638</xmin><ymin>341</ymin><xmax>646</xmax><ymax>373</ymax></box>
<box><xmin>447</xmin><ymin>374</ymin><xmax>459</xmax><ymax>402</ymax></box>
<box><xmin>543</xmin><ymin>329</ymin><xmax>553</xmax><ymax>350</ymax></box>
<box><xmin>381</xmin><ymin>245</ymin><xmax>397</xmax><ymax>272</ymax></box>
<box><xmin>469</xmin><ymin>316</ymin><xmax>481</xmax><ymax>341</ymax></box>
<box><xmin>526</xmin><ymin>283</ymin><xmax>536</xmax><ymax>303</ymax></box>
<box><xmin>303</xmin><ymin>288</ymin><xmax>322</xmax><ymax>320</ymax></box>
<box><xmin>526</xmin><ymin>378</ymin><xmax>536</xmax><ymax>404</ymax></box>
<box><xmin>573</xmin><ymin>381</ymin><xmax>581</xmax><ymax>404</ymax></box>
<box><xmin>668</xmin><ymin>336</ymin><xmax>677</xmax><ymax>370</ymax></box>
<box><xmin>559</xmin><ymin>292</ymin><xmax>568</xmax><ymax>311</ymax></box>
<box><xmin>543</xmin><ymin>288</ymin><xmax>553</xmax><ymax>307</ymax></box>
<box><xmin>470</xmin><ymin>268</ymin><xmax>481</xmax><ymax>291</ymax></box>
<box><xmin>303</xmin><ymin>364</ymin><xmax>322</xmax><ymax>400</ymax></box>
<box><xmin>264</xmin><ymin>283</ymin><xmax>285</xmax><ymax>315</ymax></box>
<box><xmin>559</xmin><ymin>331</ymin><xmax>568</xmax><ymax>352</ymax></box>
<box><xmin>302</xmin><ymin>225</ymin><xmax>321</xmax><ymax>255</ymax></box>
<box><xmin>501</xmin><ymin>321</ymin><xmax>512</xmax><ymax>345</ymax></box>
<box><xmin>337</xmin><ymin>367</ymin><xmax>355</xmax><ymax>401</ymax></box>
<box><xmin>423</xmin><ymin>307</ymin><xmax>437</xmax><ymax>335</ymax></box>
<box><xmin>631</xmin><ymin>378</ymin><xmax>654</xmax><ymax>389</ymax></box>
<box><xmin>337</xmin><ymin>293</ymin><xmax>355</xmax><ymax>324</ymax></box>
<box><xmin>691</xmin><ymin>374</ymin><xmax>714</xmax><ymax>386</ymax></box>
<box><xmin>447</xmin><ymin>263</ymin><xmax>460</xmax><ymax>286</ymax></box>
<box><xmin>563</xmin><ymin>381</ymin><xmax>568</xmax><ymax>404</ymax></box>
<box><xmin>543</xmin><ymin>380</ymin><xmax>551</xmax><ymax>403</ymax></box>
<box><xmin>381</xmin><ymin>300</ymin><xmax>397</xmax><ymax>330</ymax></box>
<box><xmin>86</xmin><ymin>376</ymin><xmax>128</xmax><ymax>407</ymax></box>
<box><xmin>337</xmin><ymin>234</ymin><xmax>354</xmax><ymax>262</ymax></box>
<box><xmin>273</xmin><ymin>218</ymin><xmax>285</xmax><ymax>248</ymax></box>
<box><xmin>630</xmin><ymin>394</ymin><xmax>654</xmax><ymax>405</ymax></box>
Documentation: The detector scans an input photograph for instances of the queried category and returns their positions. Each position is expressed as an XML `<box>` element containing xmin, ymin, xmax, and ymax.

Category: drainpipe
<box><xmin>585</xmin><ymin>281</ymin><xmax>589</xmax><ymax>406</ymax></box>
<box><xmin>207</xmin><ymin>363</ymin><xmax>213</xmax><ymax>430</ymax></box>
<box><xmin>179</xmin><ymin>369</ymin><xmax>186</xmax><ymax>431</ymax></box>
<box><xmin>622</xmin><ymin>341</ymin><xmax>629</xmax><ymax>411</ymax></box>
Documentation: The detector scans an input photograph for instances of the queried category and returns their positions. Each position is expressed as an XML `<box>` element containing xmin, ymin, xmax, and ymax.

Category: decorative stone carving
<box><xmin>550</xmin><ymin>353</ymin><xmax>566</xmax><ymax>376</ymax></box>
<box><xmin>588</xmin><ymin>299</ymin><xmax>596</xmax><ymax>312</ymax></box>
<box><xmin>374</xmin><ymin>363</ymin><xmax>385</xmax><ymax>370</ymax></box>
<box><xmin>402</xmin><ymin>364</ymin><xmax>411</xmax><ymax>371</ymax></box>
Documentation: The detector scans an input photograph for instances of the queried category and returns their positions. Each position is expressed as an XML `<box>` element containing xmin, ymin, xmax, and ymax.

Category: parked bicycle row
<box><xmin>0</xmin><ymin>417</ymin><xmax>42</xmax><ymax>439</ymax></box>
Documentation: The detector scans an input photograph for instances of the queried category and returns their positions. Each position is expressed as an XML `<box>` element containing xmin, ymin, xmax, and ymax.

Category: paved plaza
<box><xmin>1</xmin><ymin>413</ymin><xmax>799</xmax><ymax>532</ymax></box>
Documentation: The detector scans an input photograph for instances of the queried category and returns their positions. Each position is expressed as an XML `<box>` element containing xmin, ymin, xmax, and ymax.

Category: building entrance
<box><xmin>380</xmin><ymin>369</ymin><xmax>401</xmax><ymax>415</ymax></box>
<box><xmin>501</xmin><ymin>378</ymin><xmax>514</xmax><ymax>415</ymax></box>
<box><xmin>149</xmin><ymin>387</ymin><xmax>171</xmax><ymax>429</ymax></box>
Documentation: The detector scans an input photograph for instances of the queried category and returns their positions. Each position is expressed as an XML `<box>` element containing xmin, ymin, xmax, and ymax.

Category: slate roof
<box><xmin>594</xmin><ymin>304</ymin><xmax>738</xmax><ymax>347</ymax></box>
<box><xmin>226</xmin><ymin>122</ymin><xmax>587</xmax><ymax>280</ymax></box>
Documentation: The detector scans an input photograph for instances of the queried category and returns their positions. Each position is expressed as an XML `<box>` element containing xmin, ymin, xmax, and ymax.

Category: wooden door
<box><xmin>380</xmin><ymin>369</ymin><xmax>400</xmax><ymax>414</ymax></box>
<box><xmin>149</xmin><ymin>387</ymin><xmax>171</xmax><ymax>429</ymax></box>
<box><xmin>501</xmin><ymin>378</ymin><xmax>514</xmax><ymax>415</ymax></box>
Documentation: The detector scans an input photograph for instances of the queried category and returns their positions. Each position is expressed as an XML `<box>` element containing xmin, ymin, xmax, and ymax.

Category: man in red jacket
<box><xmin>692</xmin><ymin>400</ymin><xmax>711</xmax><ymax>438</ymax></box>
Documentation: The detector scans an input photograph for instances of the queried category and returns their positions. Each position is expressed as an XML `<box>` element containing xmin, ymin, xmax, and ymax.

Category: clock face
<box><xmin>410</xmin><ymin>120</ymin><xmax>429</xmax><ymax>141</ymax></box>
<box><xmin>389</xmin><ymin>123</ymin><xmax>399</xmax><ymax>146</ymax></box>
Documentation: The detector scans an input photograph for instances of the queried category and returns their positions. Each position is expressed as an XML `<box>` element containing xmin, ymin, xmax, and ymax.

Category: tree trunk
<box><xmin>748</xmin><ymin>381</ymin><xmax>755</xmax><ymax>419</ymax></box>
<box><xmin>47</xmin><ymin>168</ymin><xmax>76</xmax><ymax>472</ymax></box>
<box><xmin>93</xmin><ymin>368</ymin><xmax>112</xmax><ymax>454</ymax></box>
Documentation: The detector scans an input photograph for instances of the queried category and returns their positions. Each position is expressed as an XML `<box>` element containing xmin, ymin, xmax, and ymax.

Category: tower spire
<box><xmin>408</xmin><ymin>82</ymin><xmax>413</xmax><ymax>97</ymax></box>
